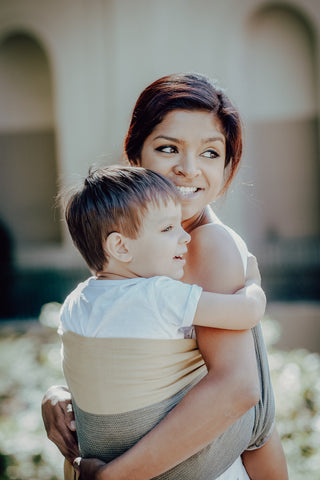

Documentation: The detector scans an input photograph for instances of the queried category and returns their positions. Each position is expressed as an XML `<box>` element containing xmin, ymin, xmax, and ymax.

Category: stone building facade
<box><xmin>0</xmin><ymin>0</ymin><xmax>319</xmax><ymax>324</ymax></box>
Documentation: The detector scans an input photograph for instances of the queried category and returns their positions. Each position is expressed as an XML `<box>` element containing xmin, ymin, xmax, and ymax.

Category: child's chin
<box><xmin>173</xmin><ymin>270</ymin><xmax>184</xmax><ymax>280</ymax></box>
<box><xmin>164</xmin><ymin>268</ymin><xmax>184</xmax><ymax>280</ymax></box>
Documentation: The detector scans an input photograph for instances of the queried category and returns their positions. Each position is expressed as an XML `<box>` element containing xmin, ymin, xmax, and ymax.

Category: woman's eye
<box><xmin>156</xmin><ymin>145</ymin><xmax>178</xmax><ymax>154</ymax></box>
<box><xmin>202</xmin><ymin>149</ymin><xmax>219</xmax><ymax>159</ymax></box>
<box><xmin>161</xmin><ymin>225</ymin><xmax>173</xmax><ymax>232</ymax></box>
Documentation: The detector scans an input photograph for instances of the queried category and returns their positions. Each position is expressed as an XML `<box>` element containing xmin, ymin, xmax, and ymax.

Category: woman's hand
<box><xmin>74</xmin><ymin>457</ymin><xmax>108</xmax><ymax>480</ymax></box>
<box><xmin>41</xmin><ymin>385</ymin><xmax>79</xmax><ymax>463</ymax></box>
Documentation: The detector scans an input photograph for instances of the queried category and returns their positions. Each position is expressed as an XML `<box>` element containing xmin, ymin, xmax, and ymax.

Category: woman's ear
<box><xmin>105</xmin><ymin>232</ymin><xmax>132</xmax><ymax>263</ymax></box>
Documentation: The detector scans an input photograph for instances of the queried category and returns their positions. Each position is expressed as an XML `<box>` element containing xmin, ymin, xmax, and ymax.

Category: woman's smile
<box><xmin>176</xmin><ymin>185</ymin><xmax>203</xmax><ymax>197</ymax></box>
<box><xmin>139</xmin><ymin>109</ymin><xmax>226</xmax><ymax>223</ymax></box>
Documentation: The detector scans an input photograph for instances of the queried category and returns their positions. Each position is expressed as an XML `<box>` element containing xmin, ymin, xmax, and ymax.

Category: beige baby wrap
<box><xmin>62</xmin><ymin>324</ymin><xmax>274</xmax><ymax>480</ymax></box>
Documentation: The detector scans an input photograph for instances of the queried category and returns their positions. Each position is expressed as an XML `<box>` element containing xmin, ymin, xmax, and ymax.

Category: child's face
<box><xmin>127</xmin><ymin>199</ymin><xmax>190</xmax><ymax>280</ymax></box>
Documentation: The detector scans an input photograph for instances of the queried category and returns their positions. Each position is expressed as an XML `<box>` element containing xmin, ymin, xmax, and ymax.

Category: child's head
<box><xmin>63</xmin><ymin>166</ymin><xmax>189</xmax><ymax>278</ymax></box>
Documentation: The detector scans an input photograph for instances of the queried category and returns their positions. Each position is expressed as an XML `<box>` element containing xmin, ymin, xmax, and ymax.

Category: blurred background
<box><xmin>0</xmin><ymin>0</ymin><xmax>319</xmax><ymax>479</ymax></box>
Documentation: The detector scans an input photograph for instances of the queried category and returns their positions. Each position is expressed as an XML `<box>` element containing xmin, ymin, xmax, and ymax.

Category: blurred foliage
<box><xmin>0</xmin><ymin>303</ymin><xmax>64</xmax><ymax>480</ymax></box>
<box><xmin>262</xmin><ymin>317</ymin><xmax>320</xmax><ymax>479</ymax></box>
<box><xmin>0</xmin><ymin>304</ymin><xmax>319</xmax><ymax>479</ymax></box>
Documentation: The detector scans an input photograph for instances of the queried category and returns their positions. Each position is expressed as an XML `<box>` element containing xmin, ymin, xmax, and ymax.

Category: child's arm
<box><xmin>193</xmin><ymin>282</ymin><xmax>266</xmax><ymax>330</ymax></box>
<box><xmin>242</xmin><ymin>426</ymin><xmax>289</xmax><ymax>479</ymax></box>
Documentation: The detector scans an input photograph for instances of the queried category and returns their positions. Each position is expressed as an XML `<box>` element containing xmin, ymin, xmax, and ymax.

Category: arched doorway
<box><xmin>0</xmin><ymin>32</ymin><xmax>61</xmax><ymax>252</ymax></box>
<box><xmin>0</xmin><ymin>31</ymin><xmax>61</xmax><ymax>316</ymax></box>
<box><xmin>245</xmin><ymin>4</ymin><xmax>319</xmax><ymax>242</ymax></box>
<box><xmin>244</xmin><ymin>4</ymin><xmax>320</xmax><ymax>299</ymax></box>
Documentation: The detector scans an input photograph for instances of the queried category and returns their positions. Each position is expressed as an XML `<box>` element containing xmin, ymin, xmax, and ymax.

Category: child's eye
<box><xmin>161</xmin><ymin>225</ymin><xmax>173</xmax><ymax>232</ymax></box>
<box><xmin>155</xmin><ymin>145</ymin><xmax>178</xmax><ymax>154</ymax></box>
<box><xmin>202</xmin><ymin>149</ymin><xmax>219</xmax><ymax>159</ymax></box>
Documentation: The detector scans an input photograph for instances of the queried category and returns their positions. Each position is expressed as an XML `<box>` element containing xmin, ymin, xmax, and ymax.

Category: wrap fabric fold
<box><xmin>62</xmin><ymin>323</ymin><xmax>274</xmax><ymax>480</ymax></box>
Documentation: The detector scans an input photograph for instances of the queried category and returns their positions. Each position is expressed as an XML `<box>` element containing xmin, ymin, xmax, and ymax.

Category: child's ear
<box><xmin>105</xmin><ymin>232</ymin><xmax>132</xmax><ymax>262</ymax></box>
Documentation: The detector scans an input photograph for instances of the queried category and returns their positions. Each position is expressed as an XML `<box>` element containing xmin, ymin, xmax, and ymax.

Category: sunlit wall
<box><xmin>0</xmin><ymin>0</ymin><xmax>319</xmax><ymax>323</ymax></box>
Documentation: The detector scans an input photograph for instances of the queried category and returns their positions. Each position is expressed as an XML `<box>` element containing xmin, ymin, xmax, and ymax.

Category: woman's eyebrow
<box><xmin>153</xmin><ymin>135</ymin><xmax>225</xmax><ymax>145</ymax></box>
<box><xmin>203</xmin><ymin>136</ymin><xmax>225</xmax><ymax>145</ymax></box>
<box><xmin>153</xmin><ymin>135</ymin><xmax>180</xmax><ymax>143</ymax></box>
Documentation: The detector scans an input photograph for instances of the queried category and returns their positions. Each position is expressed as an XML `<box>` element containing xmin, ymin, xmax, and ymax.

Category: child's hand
<box><xmin>246</xmin><ymin>253</ymin><xmax>261</xmax><ymax>285</ymax></box>
<box><xmin>74</xmin><ymin>457</ymin><xmax>107</xmax><ymax>480</ymax></box>
<box><xmin>235</xmin><ymin>282</ymin><xmax>266</xmax><ymax>324</ymax></box>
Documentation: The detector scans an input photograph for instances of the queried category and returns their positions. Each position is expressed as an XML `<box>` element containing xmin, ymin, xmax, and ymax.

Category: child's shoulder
<box><xmin>61</xmin><ymin>276</ymin><xmax>94</xmax><ymax>309</ymax></box>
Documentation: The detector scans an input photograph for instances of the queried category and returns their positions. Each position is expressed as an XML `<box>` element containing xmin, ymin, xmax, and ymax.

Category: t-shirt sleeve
<box><xmin>58</xmin><ymin>300</ymin><xmax>68</xmax><ymax>335</ymax></box>
<box><xmin>151</xmin><ymin>276</ymin><xmax>202</xmax><ymax>330</ymax></box>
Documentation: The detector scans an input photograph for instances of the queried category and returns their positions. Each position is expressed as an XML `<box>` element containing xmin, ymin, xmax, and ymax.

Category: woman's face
<box><xmin>139</xmin><ymin>109</ymin><xmax>226</xmax><ymax>226</ymax></box>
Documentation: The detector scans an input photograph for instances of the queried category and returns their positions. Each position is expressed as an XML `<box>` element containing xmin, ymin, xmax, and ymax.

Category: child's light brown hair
<box><xmin>63</xmin><ymin>166</ymin><xmax>181</xmax><ymax>272</ymax></box>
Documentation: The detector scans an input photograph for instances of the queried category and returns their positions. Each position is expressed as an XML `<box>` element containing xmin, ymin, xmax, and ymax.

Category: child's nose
<box><xmin>180</xmin><ymin>228</ymin><xmax>191</xmax><ymax>245</ymax></box>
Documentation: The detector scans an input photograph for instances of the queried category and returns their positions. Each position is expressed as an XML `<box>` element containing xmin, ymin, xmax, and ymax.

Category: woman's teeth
<box><xmin>176</xmin><ymin>186</ymin><xmax>198</xmax><ymax>196</ymax></box>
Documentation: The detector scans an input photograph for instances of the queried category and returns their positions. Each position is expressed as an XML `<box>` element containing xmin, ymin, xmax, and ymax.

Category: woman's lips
<box><xmin>176</xmin><ymin>186</ymin><xmax>202</xmax><ymax>197</ymax></box>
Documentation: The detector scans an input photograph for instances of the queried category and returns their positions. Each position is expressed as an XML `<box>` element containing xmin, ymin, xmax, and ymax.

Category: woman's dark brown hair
<box><xmin>124</xmin><ymin>72</ymin><xmax>243</xmax><ymax>193</ymax></box>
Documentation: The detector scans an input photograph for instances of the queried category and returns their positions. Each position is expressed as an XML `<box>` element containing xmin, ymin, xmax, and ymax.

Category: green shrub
<box><xmin>0</xmin><ymin>303</ymin><xmax>64</xmax><ymax>480</ymax></box>
<box><xmin>262</xmin><ymin>317</ymin><xmax>320</xmax><ymax>479</ymax></box>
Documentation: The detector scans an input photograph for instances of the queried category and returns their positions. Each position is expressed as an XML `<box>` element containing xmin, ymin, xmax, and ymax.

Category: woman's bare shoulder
<box><xmin>185</xmin><ymin>223</ymin><xmax>245</xmax><ymax>292</ymax></box>
<box><xmin>190</xmin><ymin>222</ymin><xmax>242</xmax><ymax>255</ymax></box>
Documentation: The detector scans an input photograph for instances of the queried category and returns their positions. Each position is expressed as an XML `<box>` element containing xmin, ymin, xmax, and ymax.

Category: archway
<box><xmin>242</xmin><ymin>3</ymin><xmax>320</xmax><ymax>301</ymax></box>
<box><xmin>244</xmin><ymin>4</ymin><xmax>319</xmax><ymax>243</ymax></box>
<box><xmin>0</xmin><ymin>32</ymin><xmax>61</xmax><ymax>255</ymax></box>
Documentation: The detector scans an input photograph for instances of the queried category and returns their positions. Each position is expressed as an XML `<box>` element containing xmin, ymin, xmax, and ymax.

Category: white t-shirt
<box><xmin>60</xmin><ymin>276</ymin><xmax>202</xmax><ymax>339</ymax></box>
<box><xmin>60</xmin><ymin>224</ymin><xmax>251</xmax><ymax>480</ymax></box>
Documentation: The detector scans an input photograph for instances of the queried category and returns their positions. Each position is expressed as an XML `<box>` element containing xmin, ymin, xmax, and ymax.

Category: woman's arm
<box><xmin>189</xmin><ymin>226</ymin><xmax>267</xmax><ymax>330</ymax></box>
<box><xmin>76</xmin><ymin>225</ymin><xmax>260</xmax><ymax>480</ymax></box>
<box><xmin>242</xmin><ymin>427</ymin><xmax>289</xmax><ymax>479</ymax></box>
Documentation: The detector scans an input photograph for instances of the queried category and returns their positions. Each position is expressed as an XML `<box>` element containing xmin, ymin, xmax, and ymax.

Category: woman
<box><xmin>42</xmin><ymin>73</ymin><xmax>288</xmax><ymax>479</ymax></box>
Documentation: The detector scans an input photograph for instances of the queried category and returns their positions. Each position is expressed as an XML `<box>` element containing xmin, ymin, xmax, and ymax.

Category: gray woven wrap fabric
<box><xmin>247</xmin><ymin>323</ymin><xmax>275</xmax><ymax>450</ymax></box>
<box><xmin>74</xmin><ymin>378</ymin><xmax>254</xmax><ymax>480</ymax></box>
<box><xmin>70</xmin><ymin>323</ymin><xmax>274</xmax><ymax>480</ymax></box>
<box><xmin>64</xmin><ymin>325</ymin><xmax>275</xmax><ymax>480</ymax></box>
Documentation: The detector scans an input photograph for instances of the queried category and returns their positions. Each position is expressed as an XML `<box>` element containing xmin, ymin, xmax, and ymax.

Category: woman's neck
<box><xmin>182</xmin><ymin>206</ymin><xmax>220</xmax><ymax>233</ymax></box>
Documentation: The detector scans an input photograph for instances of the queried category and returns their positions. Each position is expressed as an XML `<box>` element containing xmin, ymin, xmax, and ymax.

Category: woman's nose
<box><xmin>173</xmin><ymin>154</ymin><xmax>201</xmax><ymax>178</ymax></box>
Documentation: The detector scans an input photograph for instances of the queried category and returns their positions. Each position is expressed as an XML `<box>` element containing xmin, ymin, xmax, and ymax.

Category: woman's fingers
<box><xmin>41</xmin><ymin>385</ymin><xmax>79</xmax><ymax>463</ymax></box>
<box><xmin>66</xmin><ymin>400</ymin><xmax>77</xmax><ymax>430</ymax></box>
